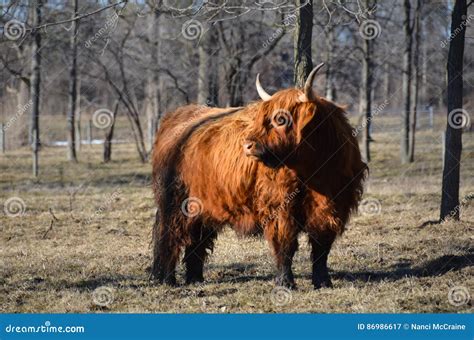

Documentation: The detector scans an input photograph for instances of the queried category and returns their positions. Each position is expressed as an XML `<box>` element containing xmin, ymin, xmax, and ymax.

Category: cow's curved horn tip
<box><xmin>256</xmin><ymin>73</ymin><xmax>272</xmax><ymax>101</ymax></box>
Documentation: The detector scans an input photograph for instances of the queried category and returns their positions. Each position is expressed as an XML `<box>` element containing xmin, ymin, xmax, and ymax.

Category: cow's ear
<box><xmin>298</xmin><ymin>107</ymin><xmax>316</xmax><ymax>131</ymax></box>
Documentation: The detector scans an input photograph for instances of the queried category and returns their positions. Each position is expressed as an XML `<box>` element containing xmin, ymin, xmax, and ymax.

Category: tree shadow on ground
<box><xmin>332</xmin><ymin>251</ymin><xmax>474</xmax><ymax>283</ymax></box>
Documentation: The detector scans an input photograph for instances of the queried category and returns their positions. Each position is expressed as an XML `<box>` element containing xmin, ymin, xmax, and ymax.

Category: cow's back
<box><xmin>152</xmin><ymin>104</ymin><xmax>261</xmax><ymax>229</ymax></box>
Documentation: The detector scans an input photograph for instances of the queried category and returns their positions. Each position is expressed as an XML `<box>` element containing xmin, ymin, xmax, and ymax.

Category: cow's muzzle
<box><xmin>243</xmin><ymin>140</ymin><xmax>283</xmax><ymax>168</ymax></box>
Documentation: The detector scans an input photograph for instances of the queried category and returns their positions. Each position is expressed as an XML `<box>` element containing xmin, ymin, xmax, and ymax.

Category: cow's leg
<box><xmin>151</xmin><ymin>210</ymin><xmax>164</xmax><ymax>281</ymax></box>
<box><xmin>309</xmin><ymin>231</ymin><xmax>336</xmax><ymax>289</ymax></box>
<box><xmin>265</xmin><ymin>221</ymin><xmax>299</xmax><ymax>289</ymax></box>
<box><xmin>151</xmin><ymin>210</ymin><xmax>181</xmax><ymax>286</ymax></box>
<box><xmin>184</xmin><ymin>223</ymin><xmax>217</xmax><ymax>284</ymax></box>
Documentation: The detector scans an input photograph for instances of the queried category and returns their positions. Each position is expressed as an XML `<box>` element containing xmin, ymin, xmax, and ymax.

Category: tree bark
<box><xmin>67</xmin><ymin>0</ymin><xmax>79</xmax><ymax>162</ymax></box>
<box><xmin>75</xmin><ymin>76</ymin><xmax>82</xmax><ymax>150</ymax></box>
<box><xmin>145</xmin><ymin>10</ymin><xmax>161</xmax><ymax>152</ymax></box>
<box><xmin>359</xmin><ymin>0</ymin><xmax>376</xmax><ymax>163</ymax></box>
<box><xmin>401</xmin><ymin>0</ymin><xmax>413</xmax><ymax>164</ymax></box>
<box><xmin>103</xmin><ymin>101</ymin><xmax>119</xmax><ymax>163</ymax></box>
<box><xmin>324</xmin><ymin>27</ymin><xmax>335</xmax><ymax>101</ymax></box>
<box><xmin>294</xmin><ymin>0</ymin><xmax>313</xmax><ymax>88</ymax></box>
<box><xmin>440</xmin><ymin>0</ymin><xmax>466</xmax><ymax>221</ymax></box>
<box><xmin>408</xmin><ymin>0</ymin><xmax>422</xmax><ymax>162</ymax></box>
<box><xmin>18</xmin><ymin>80</ymin><xmax>30</xmax><ymax>146</ymax></box>
<box><xmin>198</xmin><ymin>25</ymin><xmax>219</xmax><ymax>106</ymax></box>
<box><xmin>30</xmin><ymin>0</ymin><xmax>42</xmax><ymax>177</ymax></box>
<box><xmin>360</xmin><ymin>28</ymin><xmax>373</xmax><ymax>163</ymax></box>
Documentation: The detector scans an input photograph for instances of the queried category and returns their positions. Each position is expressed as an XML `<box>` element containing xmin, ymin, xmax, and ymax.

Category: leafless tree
<box><xmin>30</xmin><ymin>0</ymin><xmax>43</xmax><ymax>177</ymax></box>
<box><xmin>440</xmin><ymin>0</ymin><xmax>469</xmax><ymax>221</ymax></box>
<box><xmin>67</xmin><ymin>0</ymin><xmax>79</xmax><ymax>162</ymax></box>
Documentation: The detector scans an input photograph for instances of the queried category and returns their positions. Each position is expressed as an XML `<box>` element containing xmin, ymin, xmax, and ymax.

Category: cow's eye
<box><xmin>271</xmin><ymin>110</ymin><xmax>293</xmax><ymax>128</ymax></box>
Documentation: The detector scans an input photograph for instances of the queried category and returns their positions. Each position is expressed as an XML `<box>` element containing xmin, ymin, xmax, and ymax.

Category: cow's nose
<box><xmin>243</xmin><ymin>141</ymin><xmax>255</xmax><ymax>156</ymax></box>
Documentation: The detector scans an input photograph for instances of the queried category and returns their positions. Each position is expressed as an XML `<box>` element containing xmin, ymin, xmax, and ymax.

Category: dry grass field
<box><xmin>0</xmin><ymin>115</ymin><xmax>473</xmax><ymax>313</ymax></box>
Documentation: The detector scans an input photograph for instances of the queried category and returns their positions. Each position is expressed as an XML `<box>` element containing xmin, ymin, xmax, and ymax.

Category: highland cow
<box><xmin>151</xmin><ymin>63</ymin><xmax>366</xmax><ymax>289</ymax></box>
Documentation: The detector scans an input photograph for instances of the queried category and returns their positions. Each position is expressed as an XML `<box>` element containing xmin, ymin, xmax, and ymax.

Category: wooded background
<box><xmin>1</xmin><ymin>0</ymin><xmax>473</xmax><ymax>221</ymax></box>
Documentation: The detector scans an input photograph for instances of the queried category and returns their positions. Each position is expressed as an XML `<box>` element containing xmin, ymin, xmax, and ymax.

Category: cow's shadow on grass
<box><xmin>44</xmin><ymin>252</ymin><xmax>472</xmax><ymax>292</ymax></box>
<box><xmin>332</xmin><ymin>252</ymin><xmax>474</xmax><ymax>283</ymax></box>
<box><xmin>206</xmin><ymin>263</ymin><xmax>274</xmax><ymax>284</ymax></box>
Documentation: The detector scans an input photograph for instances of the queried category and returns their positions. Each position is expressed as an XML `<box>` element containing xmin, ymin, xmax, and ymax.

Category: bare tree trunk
<box><xmin>421</xmin><ymin>19</ymin><xmax>428</xmax><ymax>104</ymax></box>
<box><xmin>408</xmin><ymin>0</ymin><xmax>422</xmax><ymax>162</ymax></box>
<box><xmin>104</xmin><ymin>101</ymin><xmax>119</xmax><ymax>163</ymax></box>
<box><xmin>294</xmin><ymin>0</ymin><xmax>313</xmax><ymax>88</ymax></box>
<box><xmin>324</xmin><ymin>27</ymin><xmax>335</xmax><ymax>101</ymax></box>
<box><xmin>75</xmin><ymin>76</ymin><xmax>82</xmax><ymax>150</ymax></box>
<box><xmin>440</xmin><ymin>0</ymin><xmax>466</xmax><ymax>221</ymax></box>
<box><xmin>401</xmin><ymin>0</ymin><xmax>413</xmax><ymax>164</ymax></box>
<box><xmin>227</xmin><ymin>25</ymin><xmax>244</xmax><ymax>107</ymax></box>
<box><xmin>145</xmin><ymin>10</ymin><xmax>161</xmax><ymax>151</ymax></box>
<box><xmin>359</xmin><ymin>0</ymin><xmax>376</xmax><ymax>163</ymax></box>
<box><xmin>383</xmin><ymin>62</ymin><xmax>390</xmax><ymax>101</ymax></box>
<box><xmin>30</xmin><ymin>0</ymin><xmax>42</xmax><ymax>177</ymax></box>
<box><xmin>360</xmin><ymin>34</ymin><xmax>373</xmax><ymax>163</ymax></box>
<box><xmin>67</xmin><ymin>0</ymin><xmax>79</xmax><ymax>162</ymax></box>
<box><xmin>17</xmin><ymin>80</ymin><xmax>30</xmax><ymax>146</ymax></box>
<box><xmin>198</xmin><ymin>25</ymin><xmax>219</xmax><ymax>106</ymax></box>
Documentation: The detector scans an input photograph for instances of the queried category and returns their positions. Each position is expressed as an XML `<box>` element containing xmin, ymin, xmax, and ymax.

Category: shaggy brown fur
<box><xmin>151</xmin><ymin>87</ymin><xmax>366</xmax><ymax>289</ymax></box>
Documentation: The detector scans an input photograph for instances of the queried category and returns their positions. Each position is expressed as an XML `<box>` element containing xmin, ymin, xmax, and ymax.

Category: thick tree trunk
<box><xmin>198</xmin><ymin>25</ymin><xmax>219</xmax><ymax>106</ymax></box>
<box><xmin>440</xmin><ymin>0</ymin><xmax>466</xmax><ymax>221</ymax></box>
<box><xmin>67</xmin><ymin>0</ymin><xmax>79</xmax><ymax>162</ymax></box>
<box><xmin>30</xmin><ymin>0</ymin><xmax>42</xmax><ymax>177</ymax></box>
<box><xmin>408</xmin><ymin>0</ymin><xmax>422</xmax><ymax>162</ymax></box>
<box><xmin>401</xmin><ymin>0</ymin><xmax>413</xmax><ymax>164</ymax></box>
<box><xmin>293</xmin><ymin>0</ymin><xmax>313</xmax><ymax>88</ymax></box>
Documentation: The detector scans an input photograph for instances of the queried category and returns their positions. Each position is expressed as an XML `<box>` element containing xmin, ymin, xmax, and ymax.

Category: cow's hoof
<box><xmin>163</xmin><ymin>275</ymin><xmax>177</xmax><ymax>286</ymax></box>
<box><xmin>275</xmin><ymin>276</ymin><xmax>296</xmax><ymax>290</ymax></box>
<box><xmin>313</xmin><ymin>278</ymin><xmax>332</xmax><ymax>289</ymax></box>
<box><xmin>185</xmin><ymin>275</ymin><xmax>204</xmax><ymax>285</ymax></box>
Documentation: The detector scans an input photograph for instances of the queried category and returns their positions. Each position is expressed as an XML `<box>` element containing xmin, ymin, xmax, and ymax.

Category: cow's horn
<box><xmin>303</xmin><ymin>62</ymin><xmax>325</xmax><ymax>102</ymax></box>
<box><xmin>256</xmin><ymin>74</ymin><xmax>272</xmax><ymax>101</ymax></box>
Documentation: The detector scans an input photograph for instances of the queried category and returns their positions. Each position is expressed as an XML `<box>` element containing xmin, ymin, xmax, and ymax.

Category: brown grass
<box><xmin>0</xmin><ymin>116</ymin><xmax>473</xmax><ymax>313</ymax></box>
